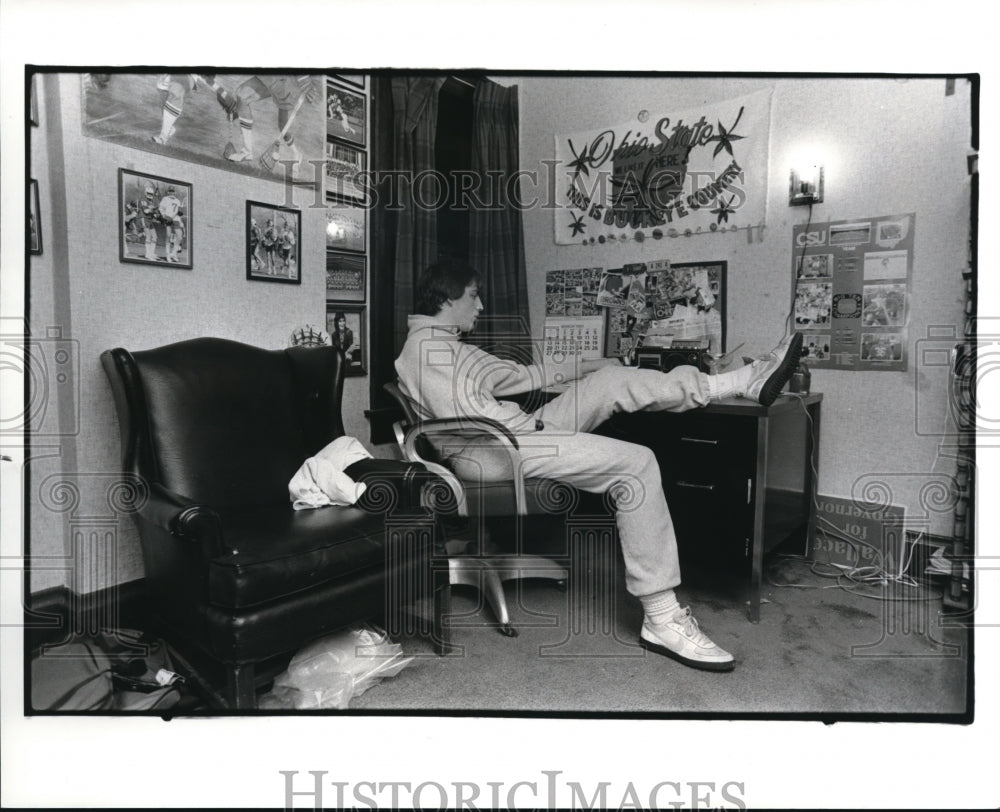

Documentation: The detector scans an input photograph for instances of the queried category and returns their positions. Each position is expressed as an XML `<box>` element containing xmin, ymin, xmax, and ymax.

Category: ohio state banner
<box><xmin>554</xmin><ymin>89</ymin><xmax>773</xmax><ymax>244</ymax></box>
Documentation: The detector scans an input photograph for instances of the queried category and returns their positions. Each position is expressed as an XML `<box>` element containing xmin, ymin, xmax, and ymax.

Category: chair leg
<box><xmin>226</xmin><ymin>663</ymin><xmax>257</xmax><ymax>710</ymax></box>
<box><xmin>449</xmin><ymin>558</ymin><xmax>518</xmax><ymax>637</ymax></box>
<box><xmin>432</xmin><ymin>575</ymin><xmax>455</xmax><ymax>655</ymax></box>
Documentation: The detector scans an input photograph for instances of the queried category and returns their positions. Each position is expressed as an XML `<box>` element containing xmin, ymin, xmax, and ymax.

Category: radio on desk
<box><xmin>635</xmin><ymin>340</ymin><xmax>712</xmax><ymax>373</ymax></box>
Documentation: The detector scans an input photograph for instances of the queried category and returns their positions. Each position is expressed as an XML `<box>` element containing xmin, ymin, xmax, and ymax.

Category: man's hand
<box><xmin>579</xmin><ymin>357</ymin><xmax>624</xmax><ymax>376</ymax></box>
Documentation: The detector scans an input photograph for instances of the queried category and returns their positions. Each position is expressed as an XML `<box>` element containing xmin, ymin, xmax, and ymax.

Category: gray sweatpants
<box><xmin>511</xmin><ymin>364</ymin><xmax>710</xmax><ymax>598</ymax></box>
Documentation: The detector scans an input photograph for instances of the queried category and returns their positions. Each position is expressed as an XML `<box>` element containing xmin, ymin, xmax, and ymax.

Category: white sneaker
<box><xmin>639</xmin><ymin>607</ymin><xmax>735</xmax><ymax>671</ymax></box>
<box><xmin>738</xmin><ymin>332</ymin><xmax>803</xmax><ymax>406</ymax></box>
<box><xmin>226</xmin><ymin>147</ymin><xmax>252</xmax><ymax>162</ymax></box>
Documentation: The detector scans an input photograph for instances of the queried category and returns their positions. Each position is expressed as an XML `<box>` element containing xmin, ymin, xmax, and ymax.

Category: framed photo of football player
<box><xmin>118</xmin><ymin>169</ymin><xmax>192</xmax><ymax>268</ymax></box>
<box><xmin>246</xmin><ymin>200</ymin><xmax>301</xmax><ymax>284</ymax></box>
<box><xmin>326</xmin><ymin>303</ymin><xmax>367</xmax><ymax>376</ymax></box>
<box><xmin>326</xmin><ymin>81</ymin><xmax>366</xmax><ymax>147</ymax></box>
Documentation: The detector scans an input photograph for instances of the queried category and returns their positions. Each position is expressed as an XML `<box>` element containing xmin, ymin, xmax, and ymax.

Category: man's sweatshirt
<box><xmin>394</xmin><ymin>314</ymin><xmax>562</xmax><ymax>435</ymax></box>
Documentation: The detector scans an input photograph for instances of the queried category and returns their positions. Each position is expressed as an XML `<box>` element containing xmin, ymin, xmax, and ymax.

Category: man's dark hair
<box><xmin>415</xmin><ymin>259</ymin><xmax>482</xmax><ymax>316</ymax></box>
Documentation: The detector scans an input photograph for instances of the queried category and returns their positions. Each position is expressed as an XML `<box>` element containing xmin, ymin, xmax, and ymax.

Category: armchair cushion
<box><xmin>209</xmin><ymin>504</ymin><xmax>401</xmax><ymax>609</ymax></box>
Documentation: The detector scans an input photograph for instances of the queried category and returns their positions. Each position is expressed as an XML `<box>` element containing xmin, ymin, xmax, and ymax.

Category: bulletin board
<box><xmin>601</xmin><ymin>260</ymin><xmax>727</xmax><ymax>358</ymax></box>
<box><xmin>791</xmin><ymin>213</ymin><xmax>914</xmax><ymax>371</ymax></box>
<box><xmin>542</xmin><ymin>261</ymin><xmax>726</xmax><ymax>362</ymax></box>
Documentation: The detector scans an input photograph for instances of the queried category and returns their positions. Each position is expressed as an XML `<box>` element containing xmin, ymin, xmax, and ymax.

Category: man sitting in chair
<box><xmin>395</xmin><ymin>259</ymin><xmax>803</xmax><ymax>672</ymax></box>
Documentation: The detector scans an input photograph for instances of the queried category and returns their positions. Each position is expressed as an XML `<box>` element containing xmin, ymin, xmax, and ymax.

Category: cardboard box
<box><xmin>813</xmin><ymin>495</ymin><xmax>906</xmax><ymax>573</ymax></box>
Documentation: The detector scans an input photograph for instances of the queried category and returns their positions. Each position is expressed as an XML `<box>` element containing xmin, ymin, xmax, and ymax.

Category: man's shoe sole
<box><xmin>638</xmin><ymin>636</ymin><xmax>736</xmax><ymax>672</ymax></box>
<box><xmin>757</xmin><ymin>332</ymin><xmax>803</xmax><ymax>407</ymax></box>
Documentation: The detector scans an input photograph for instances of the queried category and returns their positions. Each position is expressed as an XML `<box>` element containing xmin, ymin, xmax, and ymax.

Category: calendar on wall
<box><xmin>791</xmin><ymin>213</ymin><xmax>914</xmax><ymax>371</ymax></box>
<box><xmin>542</xmin><ymin>316</ymin><xmax>604</xmax><ymax>361</ymax></box>
<box><xmin>543</xmin><ymin>267</ymin><xmax>605</xmax><ymax>360</ymax></box>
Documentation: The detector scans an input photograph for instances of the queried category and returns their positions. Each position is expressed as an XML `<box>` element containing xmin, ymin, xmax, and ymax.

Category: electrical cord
<box><xmin>767</xmin><ymin>391</ymin><xmax>945</xmax><ymax>603</ymax></box>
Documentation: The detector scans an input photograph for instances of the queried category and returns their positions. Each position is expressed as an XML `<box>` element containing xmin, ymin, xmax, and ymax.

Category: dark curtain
<box><xmin>391</xmin><ymin>75</ymin><xmax>446</xmax><ymax>354</ymax></box>
<box><xmin>467</xmin><ymin>80</ymin><xmax>531</xmax><ymax>358</ymax></box>
<box><xmin>368</xmin><ymin>75</ymin><xmax>444</xmax><ymax>443</ymax></box>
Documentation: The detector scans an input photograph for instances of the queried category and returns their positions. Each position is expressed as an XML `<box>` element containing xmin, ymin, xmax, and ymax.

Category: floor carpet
<box><xmin>349</xmin><ymin>552</ymin><xmax>970</xmax><ymax>718</ymax></box>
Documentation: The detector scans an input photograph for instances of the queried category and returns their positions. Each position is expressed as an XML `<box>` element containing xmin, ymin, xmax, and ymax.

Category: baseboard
<box><xmin>27</xmin><ymin>578</ymin><xmax>149</xmax><ymax>652</ymax></box>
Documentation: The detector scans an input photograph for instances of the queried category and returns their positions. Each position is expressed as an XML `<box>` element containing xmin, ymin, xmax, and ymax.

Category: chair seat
<box><xmin>210</xmin><ymin>505</ymin><xmax>400</xmax><ymax>609</ymax></box>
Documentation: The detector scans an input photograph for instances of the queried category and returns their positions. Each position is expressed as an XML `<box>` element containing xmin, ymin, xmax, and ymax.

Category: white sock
<box><xmin>706</xmin><ymin>364</ymin><xmax>752</xmax><ymax>400</ymax></box>
<box><xmin>640</xmin><ymin>589</ymin><xmax>681</xmax><ymax>626</ymax></box>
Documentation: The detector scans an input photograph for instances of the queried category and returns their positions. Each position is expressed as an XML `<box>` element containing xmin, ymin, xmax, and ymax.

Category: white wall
<box><xmin>514</xmin><ymin>75</ymin><xmax>972</xmax><ymax>539</ymax></box>
<box><xmin>29</xmin><ymin>73</ymin><xmax>371</xmax><ymax>593</ymax></box>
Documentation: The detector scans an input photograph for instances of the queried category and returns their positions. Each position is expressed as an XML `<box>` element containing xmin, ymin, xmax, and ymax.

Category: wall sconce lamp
<box><xmin>789</xmin><ymin>163</ymin><xmax>824</xmax><ymax>205</ymax></box>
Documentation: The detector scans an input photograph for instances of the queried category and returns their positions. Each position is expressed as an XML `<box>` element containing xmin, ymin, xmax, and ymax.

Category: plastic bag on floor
<box><xmin>259</xmin><ymin>624</ymin><xmax>412</xmax><ymax>710</ymax></box>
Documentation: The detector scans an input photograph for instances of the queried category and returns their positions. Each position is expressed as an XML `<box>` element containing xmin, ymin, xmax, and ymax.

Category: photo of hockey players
<box><xmin>83</xmin><ymin>73</ymin><xmax>324</xmax><ymax>183</ymax></box>
<box><xmin>861</xmin><ymin>332</ymin><xmax>904</xmax><ymax>362</ymax></box>
<box><xmin>796</xmin><ymin>253</ymin><xmax>833</xmax><ymax>279</ymax></box>
<box><xmin>862</xmin><ymin>283</ymin><xmax>906</xmax><ymax>327</ymax></box>
<box><xmin>246</xmin><ymin>201</ymin><xmax>301</xmax><ymax>284</ymax></box>
<box><xmin>794</xmin><ymin>281</ymin><xmax>833</xmax><ymax>327</ymax></box>
<box><xmin>119</xmin><ymin>169</ymin><xmax>191</xmax><ymax>268</ymax></box>
<box><xmin>802</xmin><ymin>334</ymin><xmax>831</xmax><ymax>361</ymax></box>
<box><xmin>326</xmin><ymin>82</ymin><xmax>366</xmax><ymax>147</ymax></box>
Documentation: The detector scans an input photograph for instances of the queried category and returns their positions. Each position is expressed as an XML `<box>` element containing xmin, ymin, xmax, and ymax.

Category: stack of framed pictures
<box><xmin>325</xmin><ymin>75</ymin><xmax>368</xmax><ymax>376</ymax></box>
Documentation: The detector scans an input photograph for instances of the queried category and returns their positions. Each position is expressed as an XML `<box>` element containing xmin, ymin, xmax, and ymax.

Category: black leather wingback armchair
<box><xmin>101</xmin><ymin>337</ymin><xmax>447</xmax><ymax>709</ymax></box>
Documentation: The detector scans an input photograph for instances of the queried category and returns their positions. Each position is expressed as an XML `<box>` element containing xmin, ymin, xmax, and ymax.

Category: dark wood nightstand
<box><xmin>597</xmin><ymin>393</ymin><xmax>823</xmax><ymax>621</ymax></box>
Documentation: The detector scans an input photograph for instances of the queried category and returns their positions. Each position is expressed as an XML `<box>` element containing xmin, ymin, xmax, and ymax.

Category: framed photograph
<box><xmin>326</xmin><ymin>81</ymin><xmax>366</xmax><ymax>146</ymax></box>
<box><xmin>326</xmin><ymin>252</ymin><xmax>366</xmax><ymax>302</ymax></box>
<box><xmin>325</xmin><ymin>196</ymin><xmax>366</xmax><ymax>253</ymax></box>
<box><xmin>326</xmin><ymin>304</ymin><xmax>367</xmax><ymax>376</ymax></box>
<box><xmin>325</xmin><ymin>139</ymin><xmax>367</xmax><ymax>200</ymax></box>
<box><xmin>29</xmin><ymin>179</ymin><xmax>42</xmax><ymax>254</ymax></box>
<box><xmin>334</xmin><ymin>74</ymin><xmax>365</xmax><ymax>89</ymax></box>
<box><xmin>84</xmin><ymin>74</ymin><xmax>324</xmax><ymax>184</ymax></box>
<box><xmin>118</xmin><ymin>169</ymin><xmax>192</xmax><ymax>268</ymax></box>
<box><xmin>247</xmin><ymin>201</ymin><xmax>301</xmax><ymax>284</ymax></box>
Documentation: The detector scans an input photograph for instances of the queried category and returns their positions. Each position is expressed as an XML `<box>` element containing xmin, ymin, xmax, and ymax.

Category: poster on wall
<box><xmin>553</xmin><ymin>89</ymin><xmax>772</xmax><ymax>245</ymax></box>
<box><xmin>791</xmin><ymin>212</ymin><xmax>914</xmax><ymax>370</ymax></box>
<box><xmin>82</xmin><ymin>73</ymin><xmax>324</xmax><ymax>183</ymax></box>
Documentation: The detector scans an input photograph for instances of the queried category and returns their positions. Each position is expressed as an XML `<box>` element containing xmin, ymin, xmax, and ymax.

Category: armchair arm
<box><xmin>137</xmin><ymin>482</ymin><xmax>223</xmax><ymax>557</ymax></box>
<box><xmin>400</xmin><ymin>417</ymin><xmax>528</xmax><ymax>517</ymax></box>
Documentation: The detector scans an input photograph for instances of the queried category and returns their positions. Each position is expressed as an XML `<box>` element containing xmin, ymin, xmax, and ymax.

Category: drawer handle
<box><xmin>680</xmin><ymin>436</ymin><xmax>718</xmax><ymax>445</ymax></box>
<box><xmin>676</xmin><ymin>480</ymin><xmax>715</xmax><ymax>491</ymax></box>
